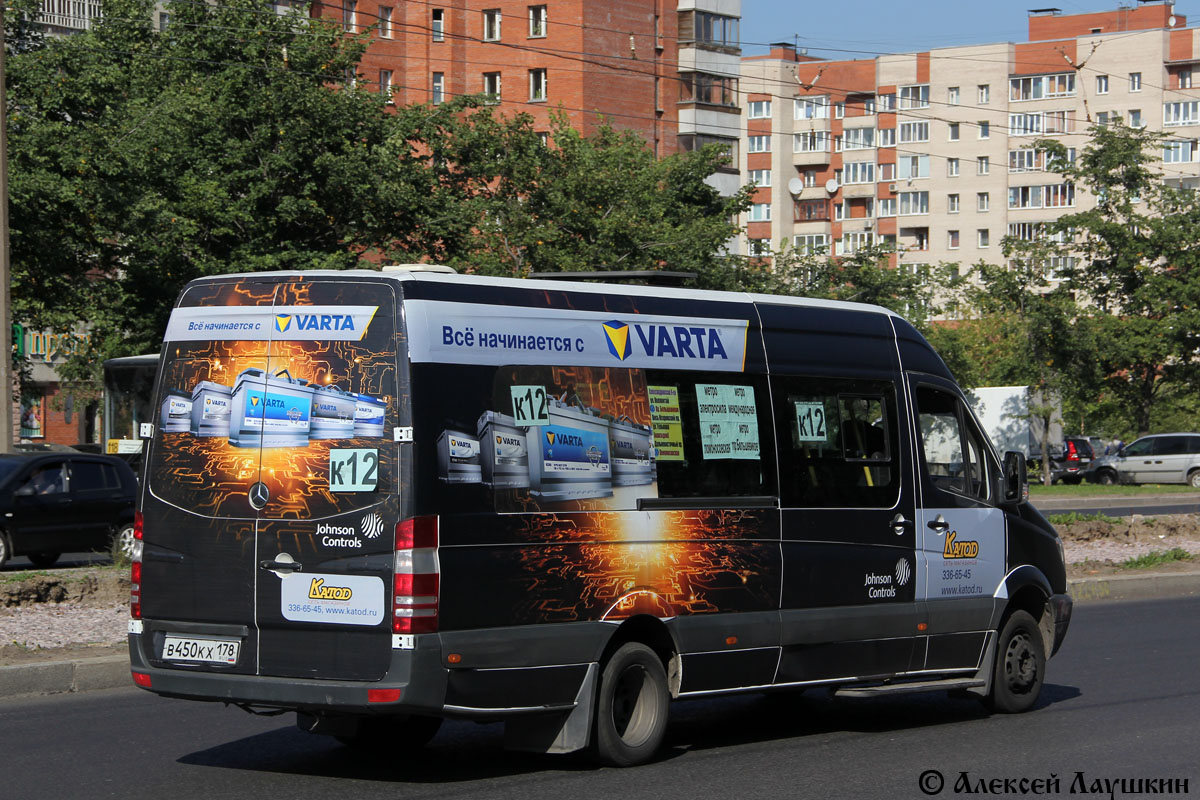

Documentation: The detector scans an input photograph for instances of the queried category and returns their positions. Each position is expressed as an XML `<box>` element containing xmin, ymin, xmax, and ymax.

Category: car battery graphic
<box><xmin>309</xmin><ymin>384</ymin><xmax>357</xmax><ymax>440</ymax></box>
<box><xmin>189</xmin><ymin>381</ymin><xmax>232</xmax><ymax>438</ymax></box>
<box><xmin>528</xmin><ymin>401</ymin><xmax>612</xmax><ymax>500</ymax></box>
<box><xmin>476</xmin><ymin>411</ymin><xmax>529</xmax><ymax>489</ymax></box>
<box><xmin>609</xmin><ymin>416</ymin><xmax>655</xmax><ymax>487</ymax></box>
<box><xmin>160</xmin><ymin>389</ymin><xmax>193</xmax><ymax>433</ymax></box>
<box><xmin>228</xmin><ymin>368</ymin><xmax>313</xmax><ymax>448</ymax></box>
<box><xmin>437</xmin><ymin>430</ymin><xmax>483</xmax><ymax>483</ymax></box>
<box><xmin>354</xmin><ymin>393</ymin><xmax>386</xmax><ymax>438</ymax></box>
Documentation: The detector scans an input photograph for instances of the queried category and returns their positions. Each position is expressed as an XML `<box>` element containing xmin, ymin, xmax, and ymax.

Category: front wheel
<box><xmin>0</xmin><ymin>531</ymin><xmax>10</xmax><ymax>569</ymax></box>
<box><xmin>28</xmin><ymin>551</ymin><xmax>61</xmax><ymax>568</ymax></box>
<box><xmin>984</xmin><ymin>609</ymin><xmax>1046</xmax><ymax>714</ymax></box>
<box><xmin>1189</xmin><ymin>470</ymin><xmax>1200</xmax><ymax>489</ymax></box>
<box><xmin>1095</xmin><ymin>469</ymin><xmax>1117</xmax><ymax>486</ymax></box>
<box><xmin>593</xmin><ymin>642</ymin><xmax>670</xmax><ymax>767</ymax></box>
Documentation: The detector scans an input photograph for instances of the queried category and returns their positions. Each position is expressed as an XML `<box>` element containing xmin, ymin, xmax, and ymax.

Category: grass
<box><xmin>0</xmin><ymin>564</ymin><xmax>124</xmax><ymax>584</ymax></box>
<box><xmin>1047</xmin><ymin>511</ymin><xmax>1124</xmax><ymax>525</ymax></box>
<box><xmin>1029</xmin><ymin>483</ymin><xmax>1200</xmax><ymax>498</ymax></box>
<box><xmin>1121</xmin><ymin>548</ymin><xmax>1195</xmax><ymax>570</ymax></box>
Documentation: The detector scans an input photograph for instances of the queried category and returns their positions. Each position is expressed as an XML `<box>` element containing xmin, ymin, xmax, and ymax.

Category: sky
<box><xmin>738</xmin><ymin>0</ymin><xmax>1197</xmax><ymax>59</ymax></box>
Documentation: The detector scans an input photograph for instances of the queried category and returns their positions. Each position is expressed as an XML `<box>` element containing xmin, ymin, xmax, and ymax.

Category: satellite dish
<box><xmin>787</xmin><ymin>177</ymin><xmax>804</xmax><ymax>195</ymax></box>
<box><xmin>824</xmin><ymin>178</ymin><xmax>839</xmax><ymax>194</ymax></box>
<box><xmin>1169</xmin><ymin>15</ymin><xmax>1177</xmax><ymax>26</ymax></box>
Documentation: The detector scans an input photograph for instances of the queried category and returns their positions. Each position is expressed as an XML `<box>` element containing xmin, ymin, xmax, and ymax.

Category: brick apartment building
<box><xmin>739</xmin><ymin>1</ymin><xmax>1200</xmax><ymax>280</ymax></box>
<box><xmin>308</xmin><ymin>0</ymin><xmax>744</xmax><ymax>195</ymax></box>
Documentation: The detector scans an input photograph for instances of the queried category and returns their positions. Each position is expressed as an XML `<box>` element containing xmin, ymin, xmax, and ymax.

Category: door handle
<box><xmin>260</xmin><ymin>558</ymin><xmax>303</xmax><ymax>574</ymax></box>
<box><xmin>927</xmin><ymin>514</ymin><xmax>949</xmax><ymax>533</ymax></box>
<box><xmin>890</xmin><ymin>514</ymin><xmax>911</xmax><ymax>535</ymax></box>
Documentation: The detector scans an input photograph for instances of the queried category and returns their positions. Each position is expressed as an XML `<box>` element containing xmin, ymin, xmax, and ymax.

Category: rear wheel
<box><xmin>111</xmin><ymin>524</ymin><xmax>136</xmax><ymax>565</ymax></box>
<box><xmin>335</xmin><ymin>714</ymin><xmax>442</xmax><ymax>752</ymax></box>
<box><xmin>1189</xmin><ymin>470</ymin><xmax>1200</xmax><ymax>489</ymax></box>
<box><xmin>0</xmin><ymin>530</ymin><xmax>10</xmax><ymax>569</ymax></box>
<box><xmin>28</xmin><ymin>551</ymin><xmax>61</xmax><ymax>568</ymax></box>
<box><xmin>1096</xmin><ymin>469</ymin><xmax>1117</xmax><ymax>486</ymax></box>
<box><xmin>593</xmin><ymin>642</ymin><xmax>670</xmax><ymax>767</ymax></box>
<box><xmin>985</xmin><ymin>610</ymin><xmax>1046</xmax><ymax>714</ymax></box>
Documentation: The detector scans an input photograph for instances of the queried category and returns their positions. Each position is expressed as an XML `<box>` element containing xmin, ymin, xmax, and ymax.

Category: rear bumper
<box><xmin>128</xmin><ymin>634</ymin><xmax>450</xmax><ymax>714</ymax></box>
<box><xmin>1049</xmin><ymin>592</ymin><xmax>1072</xmax><ymax>657</ymax></box>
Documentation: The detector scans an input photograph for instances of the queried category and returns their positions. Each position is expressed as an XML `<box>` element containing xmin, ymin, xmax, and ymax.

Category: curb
<box><xmin>2</xmin><ymin>570</ymin><xmax>1200</xmax><ymax>701</ymax></box>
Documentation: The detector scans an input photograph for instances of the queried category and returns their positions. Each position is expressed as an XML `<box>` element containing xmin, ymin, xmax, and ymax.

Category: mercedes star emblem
<box><xmin>248</xmin><ymin>482</ymin><xmax>270</xmax><ymax>510</ymax></box>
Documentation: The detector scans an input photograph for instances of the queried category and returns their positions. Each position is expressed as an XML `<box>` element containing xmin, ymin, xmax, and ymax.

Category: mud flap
<box><xmin>966</xmin><ymin>631</ymin><xmax>996</xmax><ymax>698</ymax></box>
<box><xmin>504</xmin><ymin>662</ymin><xmax>598</xmax><ymax>754</ymax></box>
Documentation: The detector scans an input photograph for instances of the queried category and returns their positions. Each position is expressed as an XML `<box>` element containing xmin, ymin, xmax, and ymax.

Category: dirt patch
<box><xmin>1</xmin><ymin>568</ymin><xmax>128</xmax><ymax>609</ymax></box>
<box><xmin>0</xmin><ymin>641</ymin><xmax>126</xmax><ymax>667</ymax></box>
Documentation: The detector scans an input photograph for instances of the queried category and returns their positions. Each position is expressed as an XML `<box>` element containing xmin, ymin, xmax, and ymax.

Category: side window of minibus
<box><xmin>770</xmin><ymin>376</ymin><xmax>900</xmax><ymax>508</ymax></box>
<box><xmin>916</xmin><ymin>386</ymin><xmax>989</xmax><ymax>503</ymax></box>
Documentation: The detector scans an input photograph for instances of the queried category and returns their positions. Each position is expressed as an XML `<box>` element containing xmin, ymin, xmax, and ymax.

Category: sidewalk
<box><xmin>2</xmin><ymin>569</ymin><xmax>1198</xmax><ymax>701</ymax></box>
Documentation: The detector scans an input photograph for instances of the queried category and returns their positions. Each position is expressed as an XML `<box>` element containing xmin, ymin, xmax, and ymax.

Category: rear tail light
<box><xmin>393</xmin><ymin>516</ymin><xmax>439</xmax><ymax>634</ymax></box>
<box><xmin>130</xmin><ymin>511</ymin><xmax>144</xmax><ymax>619</ymax></box>
<box><xmin>1066</xmin><ymin>441</ymin><xmax>1079</xmax><ymax>461</ymax></box>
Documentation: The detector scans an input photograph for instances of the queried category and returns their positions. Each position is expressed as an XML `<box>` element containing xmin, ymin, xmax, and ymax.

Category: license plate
<box><xmin>162</xmin><ymin>635</ymin><xmax>240</xmax><ymax>665</ymax></box>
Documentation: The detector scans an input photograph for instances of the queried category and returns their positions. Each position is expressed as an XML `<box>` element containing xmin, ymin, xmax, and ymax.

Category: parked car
<box><xmin>1030</xmin><ymin>436</ymin><xmax>1095</xmax><ymax>484</ymax></box>
<box><xmin>0</xmin><ymin>453</ymin><xmax>138</xmax><ymax>568</ymax></box>
<box><xmin>1086</xmin><ymin>433</ymin><xmax>1200</xmax><ymax>487</ymax></box>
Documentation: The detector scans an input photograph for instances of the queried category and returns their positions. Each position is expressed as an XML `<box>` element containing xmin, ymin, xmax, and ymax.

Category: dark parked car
<box><xmin>1087</xmin><ymin>433</ymin><xmax>1200</xmax><ymax>486</ymax></box>
<box><xmin>0</xmin><ymin>453</ymin><xmax>138</xmax><ymax>568</ymax></box>
<box><xmin>1032</xmin><ymin>436</ymin><xmax>1095</xmax><ymax>484</ymax></box>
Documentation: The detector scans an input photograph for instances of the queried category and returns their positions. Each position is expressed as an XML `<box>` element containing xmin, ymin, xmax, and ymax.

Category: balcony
<box><xmin>793</xmin><ymin>149</ymin><xmax>832</xmax><ymax>167</ymax></box>
<box><xmin>840</xmin><ymin>182</ymin><xmax>876</xmax><ymax>199</ymax></box>
<box><xmin>37</xmin><ymin>0</ymin><xmax>102</xmax><ymax>32</ymax></box>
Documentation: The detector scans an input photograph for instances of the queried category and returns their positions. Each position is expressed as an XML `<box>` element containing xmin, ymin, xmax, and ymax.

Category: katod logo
<box><xmin>274</xmin><ymin>315</ymin><xmax>293</xmax><ymax>333</ymax></box>
<box><xmin>603</xmin><ymin>320</ymin><xmax>632</xmax><ymax>361</ymax></box>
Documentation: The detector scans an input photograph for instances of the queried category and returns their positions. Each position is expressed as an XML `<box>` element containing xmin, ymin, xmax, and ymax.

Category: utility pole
<box><xmin>0</xmin><ymin>4</ymin><xmax>13</xmax><ymax>453</ymax></box>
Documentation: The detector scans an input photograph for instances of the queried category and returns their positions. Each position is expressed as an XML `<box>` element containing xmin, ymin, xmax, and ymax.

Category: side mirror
<box><xmin>15</xmin><ymin>485</ymin><xmax>36</xmax><ymax>497</ymax></box>
<box><xmin>1002</xmin><ymin>451</ymin><xmax>1028</xmax><ymax>505</ymax></box>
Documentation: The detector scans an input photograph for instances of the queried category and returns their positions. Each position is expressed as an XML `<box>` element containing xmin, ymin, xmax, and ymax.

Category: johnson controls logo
<box><xmin>603</xmin><ymin>319</ymin><xmax>729</xmax><ymax>361</ymax></box>
<box><xmin>361</xmin><ymin>512</ymin><xmax>384</xmax><ymax>539</ymax></box>
<box><xmin>895</xmin><ymin>558</ymin><xmax>912</xmax><ymax>587</ymax></box>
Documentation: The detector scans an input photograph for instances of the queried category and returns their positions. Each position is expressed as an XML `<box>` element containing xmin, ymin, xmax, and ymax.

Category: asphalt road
<box><xmin>2</xmin><ymin>596</ymin><xmax>1198</xmax><ymax>800</ymax></box>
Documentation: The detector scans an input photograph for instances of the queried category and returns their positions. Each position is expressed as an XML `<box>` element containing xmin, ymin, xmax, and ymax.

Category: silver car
<box><xmin>1087</xmin><ymin>433</ymin><xmax>1200</xmax><ymax>487</ymax></box>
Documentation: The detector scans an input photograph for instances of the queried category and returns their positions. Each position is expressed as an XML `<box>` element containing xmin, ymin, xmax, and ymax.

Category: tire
<box><xmin>111</xmin><ymin>524</ymin><xmax>136</xmax><ymax>565</ymax></box>
<box><xmin>0</xmin><ymin>531</ymin><xmax>10</xmax><ymax>569</ymax></box>
<box><xmin>985</xmin><ymin>610</ymin><xmax>1046</xmax><ymax>714</ymax></box>
<box><xmin>1096</xmin><ymin>469</ymin><xmax>1117</xmax><ymax>486</ymax></box>
<box><xmin>593</xmin><ymin>642</ymin><xmax>670</xmax><ymax>767</ymax></box>
<box><xmin>28</xmin><ymin>552</ymin><xmax>61</xmax><ymax>568</ymax></box>
<box><xmin>335</xmin><ymin>714</ymin><xmax>442</xmax><ymax>752</ymax></box>
<box><xmin>1189</xmin><ymin>470</ymin><xmax>1200</xmax><ymax>489</ymax></box>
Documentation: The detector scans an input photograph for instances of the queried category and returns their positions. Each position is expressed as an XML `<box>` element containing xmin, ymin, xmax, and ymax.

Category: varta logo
<box><xmin>603</xmin><ymin>321</ymin><xmax>631</xmax><ymax>361</ymax></box>
<box><xmin>250</xmin><ymin>396</ymin><xmax>261</xmax><ymax>407</ymax></box>
<box><xmin>276</xmin><ymin>313</ymin><xmax>356</xmax><ymax>333</ymax></box>
<box><xmin>545</xmin><ymin>432</ymin><xmax>555</xmax><ymax>446</ymax></box>
<box><xmin>545</xmin><ymin>431</ymin><xmax>583</xmax><ymax>447</ymax></box>
<box><xmin>604</xmin><ymin>320</ymin><xmax>730</xmax><ymax>361</ymax></box>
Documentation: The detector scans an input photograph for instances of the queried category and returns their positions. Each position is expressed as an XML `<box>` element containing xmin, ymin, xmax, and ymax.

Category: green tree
<box><xmin>1037</xmin><ymin>122</ymin><xmax>1200</xmax><ymax>436</ymax></box>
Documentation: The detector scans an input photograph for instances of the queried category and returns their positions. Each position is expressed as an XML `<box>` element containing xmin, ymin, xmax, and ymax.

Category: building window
<box><xmin>342</xmin><ymin>0</ymin><xmax>356</xmax><ymax>32</ymax></box>
<box><xmin>1096</xmin><ymin>75</ymin><xmax>1109</xmax><ymax>94</ymax></box>
<box><xmin>432</xmin><ymin>72</ymin><xmax>444</xmax><ymax>105</ymax></box>
<box><xmin>978</xmin><ymin>121</ymin><xmax>989</xmax><ymax>139</ymax></box>
<box><xmin>432</xmin><ymin>9</ymin><xmax>444</xmax><ymax>41</ymax></box>
<box><xmin>844</xmin><ymin>161</ymin><xmax>876</xmax><ymax>184</ymax></box>
<box><xmin>948</xmin><ymin>230</ymin><xmax>960</xmax><ymax>249</ymax></box>
<box><xmin>747</xmin><ymin>100</ymin><xmax>772</xmax><ymax>119</ymax></box>
<box><xmin>1129</xmin><ymin>109</ymin><xmax>1143</xmax><ymax>128</ymax></box>
<box><xmin>1164</xmin><ymin>140</ymin><xmax>1197</xmax><ymax>163</ymax></box>
<box><xmin>1009</xmin><ymin>148</ymin><xmax>1045</xmax><ymax>172</ymax></box>
<box><xmin>680</xmin><ymin>72</ymin><xmax>738</xmax><ymax>107</ymax></box>
<box><xmin>795</xmin><ymin>96</ymin><xmax>829</xmax><ymax>119</ymax></box>
<box><xmin>834</xmin><ymin>102</ymin><xmax>846</xmax><ymax>119</ymax></box>
<box><xmin>529</xmin><ymin>5</ymin><xmax>546</xmax><ymax>37</ymax></box>
<box><xmin>749</xmin><ymin>203</ymin><xmax>772</xmax><ymax>222</ymax></box>
<box><xmin>679</xmin><ymin>134</ymin><xmax>738</xmax><ymax>166</ymax></box>
<box><xmin>794</xmin><ymin>234</ymin><xmax>829</xmax><ymax>254</ymax></box>
<box><xmin>879</xmin><ymin>163</ymin><xmax>895</xmax><ymax>181</ymax></box>
<box><xmin>794</xmin><ymin>131</ymin><xmax>830</xmax><ymax>153</ymax></box>
<box><xmin>948</xmin><ymin>86</ymin><xmax>960</xmax><ymax>105</ymax></box>
<box><xmin>977</xmin><ymin>192</ymin><xmax>989</xmax><ymax>212</ymax></box>
<box><xmin>978</xmin><ymin>229</ymin><xmax>990</xmax><ymax>248</ymax></box>
<box><xmin>897</xmin><ymin>155</ymin><xmax>928</xmax><ymax>180</ymax></box>
<box><xmin>839</xmin><ymin>127</ymin><xmax>875</xmax><ymax>151</ymax></box>
<box><xmin>948</xmin><ymin>193</ymin><xmax>960</xmax><ymax>213</ymax></box>
<box><xmin>804</xmin><ymin>170</ymin><xmax>817</xmax><ymax>187</ymax></box>
<box><xmin>899</xmin><ymin>84</ymin><xmax>930</xmax><ymax>110</ymax></box>
<box><xmin>878</xmin><ymin>198</ymin><xmax>896</xmax><ymax>217</ymax></box>
<box><xmin>977</xmin><ymin>156</ymin><xmax>990</xmax><ymax>175</ymax></box>
<box><xmin>795</xmin><ymin>199</ymin><xmax>829</xmax><ymax>222</ymax></box>
<box><xmin>898</xmin><ymin>121</ymin><xmax>929</xmax><ymax>143</ymax></box>
<box><xmin>748</xmin><ymin>239</ymin><xmax>771</xmax><ymax>257</ymax></box>
<box><xmin>898</xmin><ymin>191</ymin><xmax>929</xmax><ymax>215</ymax></box>
<box><xmin>748</xmin><ymin>135</ymin><xmax>771</xmax><ymax>153</ymax></box>
<box><xmin>948</xmin><ymin>122</ymin><xmax>960</xmax><ymax>141</ymax></box>
<box><xmin>483</xmin><ymin>72</ymin><xmax>501</xmax><ymax>102</ymax></box>
<box><xmin>529</xmin><ymin>69</ymin><xmax>547</xmax><ymax>101</ymax></box>
<box><xmin>947</xmin><ymin>158</ymin><xmax>960</xmax><ymax>177</ymax></box>
<box><xmin>158</xmin><ymin>11</ymin><xmax>170</xmax><ymax>29</ymax></box>
<box><xmin>1010</xmin><ymin>73</ymin><xmax>1075</xmax><ymax>101</ymax></box>
<box><xmin>1130</xmin><ymin>72</ymin><xmax>1142</xmax><ymax>92</ymax></box>
<box><xmin>1181</xmin><ymin>69</ymin><xmax>1194</xmax><ymax>89</ymax></box>
<box><xmin>684</xmin><ymin>11</ymin><xmax>739</xmax><ymax>48</ymax></box>
<box><xmin>861</xmin><ymin>96</ymin><xmax>876</xmax><ymax>115</ymax></box>
<box><xmin>483</xmin><ymin>8</ymin><xmax>501</xmax><ymax>41</ymax></box>
<box><xmin>1164</xmin><ymin>101</ymin><xmax>1200</xmax><ymax>127</ymax></box>
<box><xmin>978</xmin><ymin>84</ymin><xmax>990</xmax><ymax>104</ymax></box>
<box><xmin>876</xmin><ymin>93</ymin><xmax>896</xmax><ymax>111</ymax></box>
<box><xmin>378</xmin><ymin>6</ymin><xmax>392</xmax><ymax>37</ymax></box>
<box><xmin>379</xmin><ymin>69</ymin><xmax>393</xmax><ymax>100</ymax></box>
<box><xmin>748</xmin><ymin>169</ymin><xmax>772</xmax><ymax>186</ymax></box>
